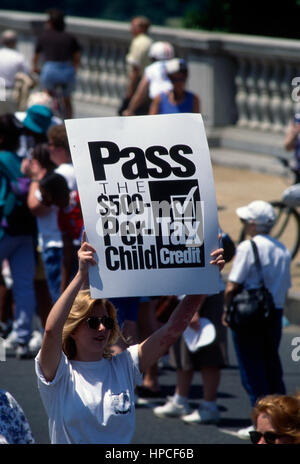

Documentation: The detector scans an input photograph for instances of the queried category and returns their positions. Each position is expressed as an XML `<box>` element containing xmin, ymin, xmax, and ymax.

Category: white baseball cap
<box><xmin>149</xmin><ymin>41</ymin><xmax>174</xmax><ymax>60</ymax></box>
<box><xmin>236</xmin><ymin>200</ymin><xmax>276</xmax><ymax>225</ymax></box>
<box><xmin>165</xmin><ymin>58</ymin><xmax>188</xmax><ymax>75</ymax></box>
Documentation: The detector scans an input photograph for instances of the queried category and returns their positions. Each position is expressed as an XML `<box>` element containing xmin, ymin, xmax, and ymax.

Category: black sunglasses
<box><xmin>86</xmin><ymin>316</ymin><xmax>114</xmax><ymax>330</ymax></box>
<box><xmin>249</xmin><ymin>430</ymin><xmax>285</xmax><ymax>444</ymax></box>
<box><xmin>170</xmin><ymin>76</ymin><xmax>186</xmax><ymax>82</ymax></box>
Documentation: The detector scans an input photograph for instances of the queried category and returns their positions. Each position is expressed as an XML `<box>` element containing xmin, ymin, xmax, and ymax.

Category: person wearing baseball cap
<box><xmin>223</xmin><ymin>199</ymin><xmax>291</xmax><ymax>440</ymax></box>
<box><xmin>149</xmin><ymin>57</ymin><xmax>200</xmax><ymax>115</ymax></box>
<box><xmin>123</xmin><ymin>40</ymin><xmax>175</xmax><ymax>116</ymax></box>
<box><xmin>236</xmin><ymin>200</ymin><xmax>276</xmax><ymax>227</ymax></box>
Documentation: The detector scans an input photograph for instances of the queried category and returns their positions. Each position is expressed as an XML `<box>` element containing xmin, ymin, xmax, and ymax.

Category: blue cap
<box><xmin>23</xmin><ymin>104</ymin><xmax>53</xmax><ymax>134</ymax></box>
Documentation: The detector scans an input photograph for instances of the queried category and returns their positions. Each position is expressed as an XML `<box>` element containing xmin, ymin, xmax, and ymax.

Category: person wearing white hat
<box><xmin>149</xmin><ymin>58</ymin><xmax>200</xmax><ymax>115</ymax></box>
<box><xmin>123</xmin><ymin>41</ymin><xmax>175</xmax><ymax>116</ymax></box>
<box><xmin>223</xmin><ymin>200</ymin><xmax>291</xmax><ymax>440</ymax></box>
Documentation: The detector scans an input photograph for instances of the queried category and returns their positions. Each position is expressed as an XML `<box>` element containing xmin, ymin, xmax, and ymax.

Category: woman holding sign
<box><xmin>35</xmin><ymin>233</ymin><xmax>224</xmax><ymax>444</ymax></box>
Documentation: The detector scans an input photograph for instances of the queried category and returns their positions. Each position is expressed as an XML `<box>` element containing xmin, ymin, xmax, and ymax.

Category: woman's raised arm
<box><xmin>39</xmin><ymin>235</ymin><xmax>96</xmax><ymax>381</ymax></box>
<box><xmin>138</xmin><ymin>247</ymin><xmax>224</xmax><ymax>373</ymax></box>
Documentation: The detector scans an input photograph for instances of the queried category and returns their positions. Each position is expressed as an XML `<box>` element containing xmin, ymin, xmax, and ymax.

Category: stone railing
<box><xmin>225</xmin><ymin>36</ymin><xmax>300</xmax><ymax>134</ymax></box>
<box><xmin>1</xmin><ymin>10</ymin><xmax>300</xmax><ymax>155</ymax></box>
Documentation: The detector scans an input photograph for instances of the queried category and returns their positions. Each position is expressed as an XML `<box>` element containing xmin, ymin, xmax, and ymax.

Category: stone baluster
<box><xmin>257</xmin><ymin>59</ymin><xmax>271</xmax><ymax>131</ymax></box>
<box><xmin>106</xmin><ymin>42</ymin><xmax>120</xmax><ymax>106</ymax></box>
<box><xmin>81</xmin><ymin>42</ymin><xmax>93</xmax><ymax>102</ymax></box>
<box><xmin>246</xmin><ymin>58</ymin><xmax>260</xmax><ymax>129</ymax></box>
<box><xmin>74</xmin><ymin>41</ymin><xmax>86</xmax><ymax>100</ymax></box>
<box><xmin>269</xmin><ymin>60</ymin><xmax>284</xmax><ymax>132</ymax></box>
<box><xmin>88</xmin><ymin>42</ymin><xmax>101</xmax><ymax>104</ymax></box>
<box><xmin>76</xmin><ymin>42</ymin><xmax>91</xmax><ymax>102</ymax></box>
<box><xmin>114</xmin><ymin>44</ymin><xmax>128</xmax><ymax>102</ymax></box>
<box><xmin>98</xmin><ymin>42</ymin><xmax>111</xmax><ymax>105</ymax></box>
<box><xmin>235</xmin><ymin>56</ymin><xmax>249</xmax><ymax>127</ymax></box>
<box><xmin>281</xmin><ymin>62</ymin><xmax>294</xmax><ymax>128</ymax></box>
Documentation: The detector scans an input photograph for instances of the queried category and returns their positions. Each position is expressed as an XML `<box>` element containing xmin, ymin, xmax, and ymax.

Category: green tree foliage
<box><xmin>182</xmin><ymin>0</ymin><xmax>300</xmax><ymax>39</ymax></box>
<box><xmin>0</xmin><ymin>0</ymin><xmax>187</xmax><ymax>24</ymax></box>
<box><xmin>1</xmin><ymin>0</ymin><xmax>300</xmax><ymax>38</ymax></box>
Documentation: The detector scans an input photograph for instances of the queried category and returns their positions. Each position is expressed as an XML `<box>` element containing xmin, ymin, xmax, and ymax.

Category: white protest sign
<box><xmin>65</xmin><ymin>113</ymin><xmax>219</xmax><ymax>298</ymax></box>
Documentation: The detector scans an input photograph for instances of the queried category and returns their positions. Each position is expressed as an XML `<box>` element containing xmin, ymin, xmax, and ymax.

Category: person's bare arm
<box><xmin>138</xmin><ymin>248</ymin><xmax>224</xmax><ymax>373</ymax></box>
<box><xmin>148</xmin><ymin>94</ymin><xmax>161</xmax><ymax>115</ymax></box>
<box><xmin>222</xmin><ymin>280</ymin><xmax>241</xmax><ymax>326</ymax></box>
<box><xmin>72</xmin><ymin>51</ymin><xmax>81</xmax><ymax>70</ymax></box>
<box><xmin>193</xmin><ymin>94</ymin><xmax>201</xmax><ymax>113</ymax></box>
<box><xmin>125</xmin><ymin>65</ymin><xmax>141</xmax><ymax>100</ymax></box>
<box><xmin>27</xmin><ymin>181</ymin><xmax>50</xmax><ymax>216</ymax></box>
<box><xmin>123</xmin><ymin>76</ymin><xmax>149</xmax><ymax>116</ymax></box>
<box><xmin>285</xmin><ymin>122</ymin><xmax>300</xmax><ymax>151</ymax></box>
<box><xmin>21</xmin><ymin>158</ymin><xmax>49</xmax><ymax>215</ymax></box>
<box><xmin>39</xmin><ymin>237</ymin><xmax>96</xmax><ymax>381</ymax></box>
<box><xmin>32</xmin><ymin>52</ymin><xmax>41</xmax><ymax>74</ymax></box>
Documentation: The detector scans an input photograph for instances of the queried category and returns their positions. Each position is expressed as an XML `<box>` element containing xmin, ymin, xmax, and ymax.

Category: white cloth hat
<box><xmin>236</xmin><ymin>200</ymin><xmax>276</xmax><ymax>225</ymax></box>
<box><xmin>149</xmin><ymin>41</ymin><xmax>174</xmax><ymax>60</ymax></box>
<box><xmin>165</xmin><ymin>58</ymin><xmax>187</xmax><ymax>75</ymax></box>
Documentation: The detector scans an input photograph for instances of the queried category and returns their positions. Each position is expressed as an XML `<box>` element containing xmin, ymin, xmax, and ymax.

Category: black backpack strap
<box><xmin>250</xmin><ymin>240</ymin><xmax>265</xmax><ymax>285</ymax></box>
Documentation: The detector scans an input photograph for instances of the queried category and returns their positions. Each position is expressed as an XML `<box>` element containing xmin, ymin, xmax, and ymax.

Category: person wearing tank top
<box><xmin>149</xmin><ymin>58</ymin><xmax>200</xmax><ymax>115</ymax></box>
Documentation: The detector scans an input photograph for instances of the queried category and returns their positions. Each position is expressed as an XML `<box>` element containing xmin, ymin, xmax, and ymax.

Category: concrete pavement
<box><xmin>0</xmin><ymin>142</ymin><xmax>299</xmax><ymax>446</ymax></box>
<box><xmin>0</xmin><ymin>324</ymin><xmax>299</xmax><ymax>445</ymax></box>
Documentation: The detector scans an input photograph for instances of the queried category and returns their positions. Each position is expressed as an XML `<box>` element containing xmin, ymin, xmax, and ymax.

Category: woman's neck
<box><xmin>170</xmin><ymin>90</ymin><xmax>186</xmax><ymax>104</ymax></box>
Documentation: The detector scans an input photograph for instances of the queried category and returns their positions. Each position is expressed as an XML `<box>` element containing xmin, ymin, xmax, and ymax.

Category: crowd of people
<box><xmin>0</xmin><ymin>10</ymin><xmax>299</xmax><ymax>445</ymax></box>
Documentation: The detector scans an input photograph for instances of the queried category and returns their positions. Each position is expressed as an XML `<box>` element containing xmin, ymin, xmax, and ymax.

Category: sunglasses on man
<box><xmin>86</xmin><ymin>316</ymin><xmax>114</xmax><ymax>330</ymax></box>
<box><xmin>249</xmin><ymin>430</ymin><xmax>287</xmax><ymax>444</ymax></box>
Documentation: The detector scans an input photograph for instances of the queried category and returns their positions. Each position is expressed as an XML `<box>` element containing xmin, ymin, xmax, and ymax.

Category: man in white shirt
<box><xmin>0</xmin><ymin>30</ymin><xmax>30</xmax><ymax>114</ymax></box>
<box><xmin>223</xmin><ymin>200</ymin><xmax>291</xmax><ymax>438</ymax></box>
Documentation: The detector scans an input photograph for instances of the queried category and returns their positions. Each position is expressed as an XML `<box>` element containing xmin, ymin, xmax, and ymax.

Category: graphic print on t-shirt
<box><xmin>110</xmin><ymin>390</ymin><xmax>131</xmax><ymax>415</ymax></box>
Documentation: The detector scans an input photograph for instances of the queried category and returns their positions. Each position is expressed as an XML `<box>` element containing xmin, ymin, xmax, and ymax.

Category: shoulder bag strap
<box><xmin>250</xmin><ymin>240</ymin><xmax>265</xmax><ymax>286</ymax></box>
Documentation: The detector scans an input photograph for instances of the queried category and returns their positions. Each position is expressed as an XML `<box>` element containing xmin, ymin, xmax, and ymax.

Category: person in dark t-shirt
<box><xmin>32</xmin><ymin>9</ymin><xmax>81</xmax><ymax>118</ymax></box>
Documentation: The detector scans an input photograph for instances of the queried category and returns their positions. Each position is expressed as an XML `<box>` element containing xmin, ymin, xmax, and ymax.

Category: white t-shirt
<box><xmin>228</xmin><ymin>234</ymin><xmax>291</xmax><ymax>308</ymax></box>
<box><xmin>126</xmin><ymin>33</ymin><xmax>153</xmax><ymax>73</ymax></box>
<box><xmin>33</xmin><ymin>163</ymin><xmax>78</xmax><ymax>249</ymax></box>
<box><xmin>35</xmin><ymin>345</ymin><xmax>142</xmax><ymax>444</ymax></box>
<box><xmin>34</xmin><ymin>189</ymin><xmax>62</xmax><ymax>250</ymax></box>
<box><xmin>0</xmin><ymin>47</ymin><xmax>30</xmax><ymax>88</ymax></box>
<box><xmin>144</xmin><ymin>60</ymin><xmax>173</xmax><ymax>99</ymax></box>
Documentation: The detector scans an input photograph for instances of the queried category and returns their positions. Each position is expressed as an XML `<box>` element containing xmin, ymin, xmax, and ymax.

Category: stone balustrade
<box><xmin>1</xmin><ymin>10</ymin><xmax>300</xmax><ymax>156</ymax></box>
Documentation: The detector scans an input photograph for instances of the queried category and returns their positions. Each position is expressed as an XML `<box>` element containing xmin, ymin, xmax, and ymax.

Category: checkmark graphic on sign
<box><xmin>171</xmin><ymin>186</ymin><xmax>198</xmax><ymax>219</ymax></box>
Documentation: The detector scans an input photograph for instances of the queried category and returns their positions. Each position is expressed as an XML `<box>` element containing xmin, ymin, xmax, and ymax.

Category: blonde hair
<box><xmin>252</xmin><ymin>393</ymin><xmax>300</xmax><ymax>444</ymax></box>
<box><xmin>62</xmin><ymin>290</ymin><xmax>121</xmax><ymax>360</ymax></box>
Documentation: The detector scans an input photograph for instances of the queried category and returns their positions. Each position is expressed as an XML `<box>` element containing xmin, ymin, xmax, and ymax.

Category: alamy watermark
<box><xmin>0</xmin><ymin>77</ymin><xmax>6</xmax><ymax>102</ymax></box>
<box><xmin>0</xmin><ymin>337</ymin><xmax>6</xmax><ymax>362</ymax></box>
<box><xmin>291</xmin><ymin>336</ymin><xmax>300</xmax><ymax>362</ymax></box>
<box><xmin>95</xmin><ymin>194</ymin><xmax>204</xmax><ymax>246</ymax></box>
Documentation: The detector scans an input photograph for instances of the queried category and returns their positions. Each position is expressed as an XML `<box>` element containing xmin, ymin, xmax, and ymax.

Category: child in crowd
<box><xmin>39</xmin><ymin>172</ymin><xmax>83</xmax><ymax>291</ymax></box>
